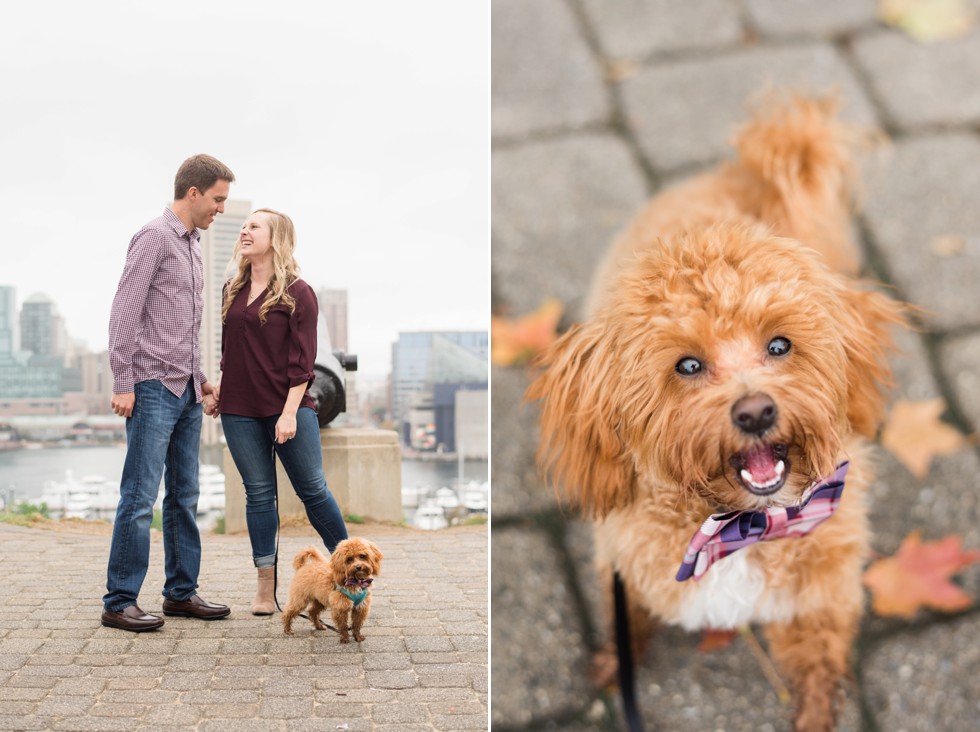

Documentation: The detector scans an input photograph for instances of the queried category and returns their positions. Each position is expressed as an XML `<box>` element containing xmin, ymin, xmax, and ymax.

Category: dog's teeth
<box><xmin>742</xmin><ymin>465</ymin><xmax>784</xmax><ymax>490</ymax></box>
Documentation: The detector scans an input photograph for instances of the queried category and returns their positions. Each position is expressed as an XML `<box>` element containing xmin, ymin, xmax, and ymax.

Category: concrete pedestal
<box><xmin>223</xmin><ymin>427</ymin><xmax>402</xmax><ymax>534</ymax></box>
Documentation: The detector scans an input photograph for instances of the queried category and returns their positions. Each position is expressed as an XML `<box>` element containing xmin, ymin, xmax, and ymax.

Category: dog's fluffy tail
<box><xmin>292</xmin><ymin>546</ymin><xmax>328</xmax><ymax>570</ymax></box>
<box><xmin>733</xmin><ymin>92</ymin><xmax>875</xmax><ymax>275</ymax></box>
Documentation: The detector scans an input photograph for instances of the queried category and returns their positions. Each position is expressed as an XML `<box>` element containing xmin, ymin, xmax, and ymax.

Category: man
<box><xmin>102</xmin><ymin>154</ymin><xmax>235</xmax><ymax>631</ymax></box>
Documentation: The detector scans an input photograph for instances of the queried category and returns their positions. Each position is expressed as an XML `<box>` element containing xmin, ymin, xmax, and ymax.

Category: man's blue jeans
<box><xmin>103</xmin><ymin>379</ymin><xmax>202</xmax><ymax>612</ymax></box>
<box><xmin>221</xmin><ymin>407</ymin><xmax>348</xmax><ymax>567</ymax></box>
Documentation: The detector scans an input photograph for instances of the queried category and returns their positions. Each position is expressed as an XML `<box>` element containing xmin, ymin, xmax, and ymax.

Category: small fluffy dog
<box><xmin>282</xmin><ymin>538</ymin><xmax>383</xmax><ymax>642</ymax></box>
<box><xmin>528</xmin><ymin>94</ymin><xmax>906</xmax><ymax>732</ymax></box>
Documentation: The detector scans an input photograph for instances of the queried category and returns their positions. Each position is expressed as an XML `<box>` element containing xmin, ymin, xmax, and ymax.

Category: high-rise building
<box><xmin>0</xmin><ymin>286</ymin><xmax>15</xmax><ymax>363</ymax></box>
<box><xmin>317</xmin><ymin>288</ymin><xmax>349</xmax><ymax>351</ymax></box>
<box><xmin>199</xmin><ymin>200</ymin><xmax>251</xmax><ymax>443</ymax></box>
<box><xmin>390</xmin><ymin>331</ymin><xmax>488</xmax><ymax>452</ymax></box>
<box><xmin>20</xmin><ymin>293</ymin><xmax>57</xmax><ymax>359</ymax></box>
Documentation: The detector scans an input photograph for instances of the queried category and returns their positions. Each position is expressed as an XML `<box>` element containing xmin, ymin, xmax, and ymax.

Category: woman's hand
<box><xmin>203</xmin><ymin>392</ymin><xmax>220</xmax><ymax>419</ymax></box>
<box><xmin>275</xmin><ymin>412</ymin><xmax>297</xmax><ymax>444</ymax></box>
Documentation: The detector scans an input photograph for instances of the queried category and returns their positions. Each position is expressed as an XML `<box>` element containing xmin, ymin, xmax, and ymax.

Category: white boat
<box><xmin>401</xmin><ymin>483</ymin><xmax>427</xmax><ymax>507</ymax></box>
<box><xmin>40</xmin><ymin>471</ymin><xmax>119</xmax><ymax>518</ymax></box>
<box><xmin>413</xmin><ymin>501</ymin><xmax>448</xmax><ymax>530</ymax></box>
<box><xmin>433</xmin><ymin>486</ymin><xmax>461</xmax><ymax>509</ymax></box>
<box><xmin>461</xmin><ymin>487</ymin><xmax>488</xmax><ymax>513</ymax></box>
<box><xmin>196</xmin><ymin>464</ymin><xmax>226</xmax><ymax>514</ymax></box>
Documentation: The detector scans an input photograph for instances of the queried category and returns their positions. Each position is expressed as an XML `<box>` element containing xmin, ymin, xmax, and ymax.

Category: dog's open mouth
<box><xmin>730</xmin><ymin>443</ymin><xmax>789</xmax><ymax>495</ymax></box>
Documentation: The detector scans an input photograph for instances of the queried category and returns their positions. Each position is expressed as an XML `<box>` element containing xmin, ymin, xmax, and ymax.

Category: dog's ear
<box><xmin>330</xmin><ymin>544</ymin><xmax>348</xmax><ymax>576</ymax></box>
<box><xmin>525</xmin><ymin>322</ymin><xmax>635</xmax><ymax>518</ymax></box>
<box><xmin>368</xmin><ymin>541</ymin><xmax>383</xmax><ymax>568</ymax></box>
<box><xmin>835</xmin><ymin>285</ymin><xmax>908</xmax><ymax>437</ymax></box>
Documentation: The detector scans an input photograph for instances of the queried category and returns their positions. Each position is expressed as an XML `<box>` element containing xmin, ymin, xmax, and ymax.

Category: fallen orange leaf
<box><xmin>880</xmin><ymin>399</ymin><xmax>967</xmax><ymax>478</ymax></box>
<box><xmin>491</xmin><ymin>299</ymin><xmax>563</xmax><ymax>367</ymax></box>
<box><xmin>863</xmin><ymin>531</ymin><xmax>980</xmax><ymax>618</ymax></box>
<box><xmin>697</xmin><ymin>628</ymin><xmax>738</xmax><ymax>652</ymax></box>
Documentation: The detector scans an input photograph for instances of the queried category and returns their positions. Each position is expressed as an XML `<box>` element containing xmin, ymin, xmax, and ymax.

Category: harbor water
<box><xmin>0</xmin><ymin>444</ymin><xmax>488</xmax><ymax>530</ymax></box>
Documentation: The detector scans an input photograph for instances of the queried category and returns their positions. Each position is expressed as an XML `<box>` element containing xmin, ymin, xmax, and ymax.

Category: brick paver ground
<box><xmin>0</xmin><ymin>521</ymin><xmax>487</xmax><ymax>731</ymax></box>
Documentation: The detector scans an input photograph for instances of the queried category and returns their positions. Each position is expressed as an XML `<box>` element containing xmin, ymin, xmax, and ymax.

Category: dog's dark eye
<box><xmin>768</xmin><ymin>337</ymin><xmax>791</xmax><ymax>357</ymax></box>
<box><xmin>346</xmin><ymin>556</ymin><xmax>354</xmax><ymax>563</ymax></box>
<box><xmin>675</xmin><ymin>357</ymin><xmax>703</xmax><ymax>376</ymax></box>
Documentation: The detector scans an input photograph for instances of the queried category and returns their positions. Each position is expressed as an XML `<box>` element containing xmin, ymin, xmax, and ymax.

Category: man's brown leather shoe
<box><xmin>101</xmin><ymin>604</ymin><xmax>164</xmax><ymax>632</ymax></box>
<box><xmin>162</xmin><ymin>594</ymin><xmax>231</xmax><ymax>620</ymax></box>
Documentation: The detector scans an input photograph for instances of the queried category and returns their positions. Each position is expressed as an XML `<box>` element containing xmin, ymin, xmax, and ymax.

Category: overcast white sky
<box><xmin>2</xmin><ymin>1</ymin><xmax>489</xmax><ymax>381</ymax></box>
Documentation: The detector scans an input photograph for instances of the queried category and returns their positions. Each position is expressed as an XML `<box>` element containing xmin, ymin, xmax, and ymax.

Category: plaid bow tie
<box><xmin>343</xmin><ymin>577</ymin><xmax>374</xmax><ymax>589</ymax></box>
<box><xmin>676</xmin><ymin>461</ymin><xmax>849</xmax><ymax>582</ymax></box>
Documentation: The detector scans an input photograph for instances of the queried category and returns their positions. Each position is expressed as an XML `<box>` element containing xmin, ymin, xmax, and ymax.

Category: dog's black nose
<box><xmin>731</xmin><ymin>393</ymin><xmax>777</xmax><ymax>435</ymax></box>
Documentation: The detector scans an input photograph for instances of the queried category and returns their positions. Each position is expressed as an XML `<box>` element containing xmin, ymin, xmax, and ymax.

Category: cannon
<box><xmin>309</xmin><ymin>313</ymin><xmax>357</xmax><ymax>427</ymax></box>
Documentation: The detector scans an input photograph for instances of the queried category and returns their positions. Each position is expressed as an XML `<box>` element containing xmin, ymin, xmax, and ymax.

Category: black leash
<box><xmin>268</xmin><ymin>459</ymin><xmax>340</xmax><ymax>633</ymax></box>
<box><xmin>613</xmin><ymin>571</ymin><xmax>645</xmax><ymax>731</ymax></box>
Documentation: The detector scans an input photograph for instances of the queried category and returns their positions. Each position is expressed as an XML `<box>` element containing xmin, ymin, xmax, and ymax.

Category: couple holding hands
<box><xmin>101</xmin><ymin>154</ymin><xmax>347</xmax><ymax>631</ymax></box>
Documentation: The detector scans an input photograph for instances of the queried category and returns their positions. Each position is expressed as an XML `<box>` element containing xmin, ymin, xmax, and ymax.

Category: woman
<box><xmin>205</xmin><ymin>208</ymin><xmax>348</xmax><ymax>615</ymax></box>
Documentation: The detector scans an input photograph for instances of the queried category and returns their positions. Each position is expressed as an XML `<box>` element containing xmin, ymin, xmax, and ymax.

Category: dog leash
<box><xmin>614</xmin><ymin>571</ymin><xmax>646</xmax><ymax>731</ymax></box>
<box><xmin>269</xmin><ymin>467</ymin><xmax>341</xmax><ymax>634</ymax></box>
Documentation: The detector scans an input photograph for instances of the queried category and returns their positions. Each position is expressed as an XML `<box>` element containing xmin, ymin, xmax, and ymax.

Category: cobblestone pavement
<box><xmin>0</xmin><ymin>522</ymin><xmax>487</xmax><ymax>731</ymax></box>
<box><xmin>491</xmin><ymin>1</ymin><xmax>980</xmax><ymax>730</ymax></box>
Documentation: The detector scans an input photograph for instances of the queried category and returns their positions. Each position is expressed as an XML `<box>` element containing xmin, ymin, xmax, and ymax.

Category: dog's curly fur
<box><xmin>281</xmin><ymin>538</ymin><xmax>383</xmax><ymax>642</ymax></box>
<box><xmin>527</xmin><ymin>94</ymin><xmax>907</xmax><ymax>732</ymax></box>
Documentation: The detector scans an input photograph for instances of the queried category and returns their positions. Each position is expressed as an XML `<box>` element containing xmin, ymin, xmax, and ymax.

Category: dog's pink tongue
<box><xmin>744</xmin><ymin>444</ymin><xmax>778</xmax><ymax>483</ymax></box>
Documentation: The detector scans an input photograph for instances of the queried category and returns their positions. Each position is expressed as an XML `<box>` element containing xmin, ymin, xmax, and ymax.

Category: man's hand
<box><xmin>111</xmin><ymin>392</ymin><xmax>135</xmax><ymax>418</ymax></box>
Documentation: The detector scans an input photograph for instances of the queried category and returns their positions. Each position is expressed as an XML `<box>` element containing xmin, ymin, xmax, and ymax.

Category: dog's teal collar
<box><xmin>336</xmin><ymin>585</ymin><xmax>369</xmax><ymax>606</ymax></box>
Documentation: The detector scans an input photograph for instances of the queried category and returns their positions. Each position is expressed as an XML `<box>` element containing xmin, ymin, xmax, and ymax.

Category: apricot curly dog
<box><xmin>528</xmin><ymin>94</ymin><xmax>907</xmax><ymax>732</ymax></box>
<box><xmin>282</xmin><ymin>538</ymin><xmax>383</xmax><ymax>642</ymax></box>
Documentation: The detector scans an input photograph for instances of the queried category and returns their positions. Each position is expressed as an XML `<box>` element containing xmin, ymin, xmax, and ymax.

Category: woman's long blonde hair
<box><xmin>221</xmin><ymin>208</ymin><xmax>300</xmax><ymax>325</ymax></box>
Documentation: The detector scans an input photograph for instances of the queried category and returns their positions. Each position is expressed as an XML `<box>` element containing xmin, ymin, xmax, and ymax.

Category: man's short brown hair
<box><xmin>174</xmin><ymin>154</ymin><xmax>235</xmax><ymax>199</ymax></box>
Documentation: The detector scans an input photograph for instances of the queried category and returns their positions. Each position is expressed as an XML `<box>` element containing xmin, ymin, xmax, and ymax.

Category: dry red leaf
<box><xmin>697</xmin><ymin>628</ymin><xmax>738</xmax><ymax>652</ymax></box>
<box><xmin>863</xmin><ymin>531</ymin><xmax>980</xmax><ymax>619</ymax></box>
<box><xmin>490</xmin><ymin>299</ymin><xmax>563</xmax><ymax>367</ymax></box>
<box><xmin>880</xmin><ymin>399</ymin><xmax>967</xmax><ymax>478</ymax></box>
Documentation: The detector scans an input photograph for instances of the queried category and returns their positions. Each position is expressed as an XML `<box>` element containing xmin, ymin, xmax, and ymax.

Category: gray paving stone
<box><xmin>938</xmin><ymin>331</ymin><xmax>980</xmax><ymax>432</ymax></box>
<box><xmin>490</xmin><ymin>526</ymin><xmax>593</xmax><ymax>727</ymax></box>
<box><xmin>492</xmin><ymin>132</ymin><xmax>649</xmax><ymax>319</ymax></box>
<box><xmin>620</xmin><ymin>43</ymin><xmax>877</xmax><ymax>171</ymax></box>
<box><xmin>198</xmin><ymin>702</ymin><xmax>262</xmax><ymax>720</ymax></box>
<box><xmin>492</xmin><ymin>0</ymin><xmax>610</xmax><ymax>139</ymax></box>
<box><xmin>851</xmin><ymin>28</ymin><xmax>980</xmax><ymax>130</ymax></box>
<box><xmin>744</xmin><ymin>0</ymin><xmax>878</xmax><ymax>37</ymax></box>
<box><xmin>366</xmin><ymin>669</ymin><xmax>417</xmax><ymax>689</ymax></box>
<box><xmin>580</xmin><ymin>0</ymin><xmax>742</xmax><ymax>58</ymax></box>
<box><xmin>863</xmin><ymin>614</ymin><xmax>980</xmax><ymax>731</ymax></box>
<box><xmin>372</xmin><ymin>701</ymin><xmax>426</xmax><ymax>724</ymax></box>
<box><xmin>144</xmin><ymin>702</ymin><xmax>202</xmax><ymax>726</ymax></box>
<box><xmin>631</xmin><ymin>627</ymin><xmax>861</xmax><ymax>731</ymax></box>
<box><xmin>0</xmin><ymin>521</ymin><xmax>485</xmax><ymax>732</ymax></box>
<box><xmin>862</xmin><ymin>134</ymin><xmax>980</xmax><ymax>331</ymax></box>
<box><xmin>0</xmin><ymin>715</ymin><xmax>50</xmax><ymax>730</ymax></box>
<box><xmin>490</xmin><ymin>366</ymin><xmax>557</xmax><ymax>518</ymax></box>
<box><xmin>49</xmin><ymin>718</ymin><xmax>135</xmax><ymax>732</ymax></box>
<box><xmin>887</xmin><ymin>324</ymin><xmax>942</xmax><ymax>402</ymax></box>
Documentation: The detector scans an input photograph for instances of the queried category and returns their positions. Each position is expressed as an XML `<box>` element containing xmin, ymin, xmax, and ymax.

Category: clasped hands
<box><xmin>203</xmin><ymin>383</ymin><xmax>220</xmax><ymax>418</ymax></box>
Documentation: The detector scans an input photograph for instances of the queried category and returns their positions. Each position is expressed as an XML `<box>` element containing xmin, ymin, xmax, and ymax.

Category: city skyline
<box><xmin>2</xmin><ymin>1</ymin><xmax>489</xmax><ymax>380</ymax></box>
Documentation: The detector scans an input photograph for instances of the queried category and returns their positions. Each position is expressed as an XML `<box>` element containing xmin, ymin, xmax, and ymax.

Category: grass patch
<box><xmin>151</xmin><ymin>509</ymin><xmax>163</xmax><ymax>531</ymax></box>
<box><xmin>0</xmin><ymin>500</ymin><xmax>52</xmax><ymax>528</ymax></box>
<box><xmin>345</xmin><ymin>514</ymin><xmax>365</xmax><ymax>524</ymax></box>
<box><xmin>462</xmin><ymin>515</ymin><xmax>488</xmax><ymax>526</ymax></box>
<box><xmin>212</xmin><ymin>515</ymin><xmax>225</xmax><ymax>534</ymax></box>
